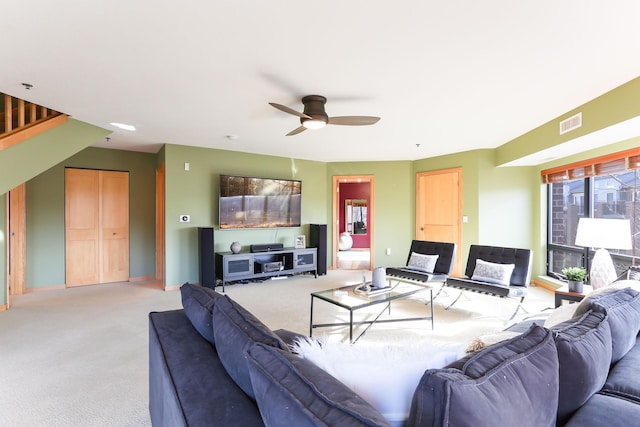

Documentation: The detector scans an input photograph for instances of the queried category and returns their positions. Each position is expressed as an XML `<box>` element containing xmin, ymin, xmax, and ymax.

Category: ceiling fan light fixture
<box><xmin>302</xmin><ymin>118</ymin><xmax>327</xmax><ymax>130</ymax></box>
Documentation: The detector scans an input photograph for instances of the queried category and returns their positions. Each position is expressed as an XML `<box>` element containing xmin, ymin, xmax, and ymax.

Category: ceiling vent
<box><xmin>559</xmin><ymin>112</ymin><xmax>582</xmax><ymax>135</ymax></box>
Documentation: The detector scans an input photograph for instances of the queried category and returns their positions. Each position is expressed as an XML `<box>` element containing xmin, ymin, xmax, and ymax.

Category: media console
<box><xmin>215</xmin><ymin>247</ymin><xmax>317</xmax><ymax>291</ymax></box>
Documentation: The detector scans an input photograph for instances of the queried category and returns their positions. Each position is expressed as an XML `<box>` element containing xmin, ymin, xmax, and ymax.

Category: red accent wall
<box><xmin>339</xmin><ymin>182</ymin><xmax>370</xmax><ymax>248</ymax></box>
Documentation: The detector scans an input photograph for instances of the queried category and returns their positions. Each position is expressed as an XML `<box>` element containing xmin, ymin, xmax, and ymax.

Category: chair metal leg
<box><xmin>445</xmin><ymin>289</ymin><xmax>465</xmax><ymax>310</ymax></box>
<box><xmin>508</xmin><ymin>296</ymin><xmax>526</xmax><ymax>321</ymax></box>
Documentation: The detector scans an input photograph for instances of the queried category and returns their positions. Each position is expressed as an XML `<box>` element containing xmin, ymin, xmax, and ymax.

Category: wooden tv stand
<box><xmin>215</xmin><ymin>247</ymin><xmax>317</xmax><ymax>291</ymax></box>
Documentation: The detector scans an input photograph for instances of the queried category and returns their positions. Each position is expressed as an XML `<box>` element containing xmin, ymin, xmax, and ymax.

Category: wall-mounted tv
<box><xmin>219</xmin><ymin>174</ymin><xmax>302</xmax><ymax>229</ymax></box>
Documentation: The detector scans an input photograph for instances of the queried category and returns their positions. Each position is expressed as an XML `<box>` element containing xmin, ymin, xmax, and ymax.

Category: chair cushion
<box><xmin>550</xmin><ymin>310</ymin><xmax>612</xmax><ymax>425</ymax></box>
<box><xmin>407</xmin><ymin>252</ymin><xmax>439</xmax><ymax>273</ymax></box>
<box><xmin>213</xmin><ymin>295</ymin><xmax>289</xmax><ymax>399</ymax></box>
<box><xmin>180</xmin><ymin>282</ymin><xmax>221</xmax><ymax>344</ymax></box>
<box><xmin>246</xmin><ymin>342</ymin><xmax>393</xmax><ymax>427</ymax></box>
<box><xmin>471</xmin><ymin>259</ymin><xmax>515</xmax><ymax>286</ymax></box>
<box><xmin>408</xmin><ymin>325</ymin><xmax>558</xmax><ymax>427</ymax></box>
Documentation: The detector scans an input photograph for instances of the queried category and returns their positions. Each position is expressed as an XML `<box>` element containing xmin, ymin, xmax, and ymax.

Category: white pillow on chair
<box><xmin>471</xmin><ymin>259</ymin><xmax>515</xmax><ymax>286</ymax></box>
<box><xmin>407</xmin><ymin>252</ymin><xmax>439</xmax><ymax>273</ymax></box>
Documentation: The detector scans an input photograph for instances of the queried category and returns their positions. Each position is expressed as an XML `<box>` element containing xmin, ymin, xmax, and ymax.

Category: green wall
<box><xmin>326</xmin><ymin>161</ymin><xmax>414</xmax><ymax>268</ymax></box>
<box><xmin>4</xmin><ymin>75</ymin><xmax>640</xmax><ymax>300</ymax></box>
<box><xmin>25</xmin><ymin>147</ymin><xmax>157</xmax><ymax>288</ymax></box>
<box><xmin>162</xmin><ymin>144</ymin><xmax>329</xmax><ymax>287</ymax></box>
<box><xmin>0</xmin><ymin>119</ymin><xmax>109</xmax><ymax>194</ymax></box>
<box><xmin>497</xmin><ymin>77</ymin><xmax>640</xmax><ymax>166</ymax></box>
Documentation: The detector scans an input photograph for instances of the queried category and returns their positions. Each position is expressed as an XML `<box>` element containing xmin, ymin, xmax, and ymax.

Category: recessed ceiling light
<box><xmin>110</xmin><ymin>122</ymin><xmax>136</xmax><ymax>131</ymax></box>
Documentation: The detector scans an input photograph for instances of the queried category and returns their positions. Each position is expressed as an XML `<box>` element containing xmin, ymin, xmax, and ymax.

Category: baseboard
<box><xmin>26</xmin><ymin>285</ymin><xmax>66</xmax><ymax>293</ymax></box>
<box><xmin>130</xmin><ymin>275</ymin><xmax>155</xmax><ymax>282</ymax></box>
<box><xmin>0</xmin><ymin>304</ymin><xmax>7</xmax><ymax>312</ymax></box>
<box><xmin>532</xmin><ymin>277</ymin><xmax>561</xmax><ymax>291</ymax></box>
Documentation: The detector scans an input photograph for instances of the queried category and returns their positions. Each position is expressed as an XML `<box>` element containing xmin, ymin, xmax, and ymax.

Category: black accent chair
<box><xmin>386</xmin><ymin>240</ymin><xmax>456</xmax><ymax>284</ymax></box>
<box><xmin>445</xmin><ymin>245</ymin><xmax>533</xmax><ymax>320</ymax></box>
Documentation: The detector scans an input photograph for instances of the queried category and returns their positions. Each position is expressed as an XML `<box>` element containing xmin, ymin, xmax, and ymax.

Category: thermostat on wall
<box><xmin>180</xmin><ymin>215</ymin><xmax>190</xmax><ymax>223</ymax></box>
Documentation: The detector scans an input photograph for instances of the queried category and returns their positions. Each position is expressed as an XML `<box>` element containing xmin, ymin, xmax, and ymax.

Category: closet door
<box><xmin>65</xmin><ymin>169</ymin><xmax>129</xmax><ymax>286</ymax></box>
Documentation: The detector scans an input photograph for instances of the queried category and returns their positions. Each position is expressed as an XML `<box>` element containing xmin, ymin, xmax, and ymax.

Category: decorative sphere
<box><xmin>230</xmin><ymin>241</ymin><xmax>241</xmax><ymax>254</ymax></box>
<box><xmin>338</xmin><ymin>232</ymin><xmax>353</xmax><ymax>251</ymax></box>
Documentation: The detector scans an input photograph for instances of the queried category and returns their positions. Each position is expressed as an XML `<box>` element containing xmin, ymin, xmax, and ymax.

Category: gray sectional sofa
<box><xmin>149</xmin><ymin>281</ymin><xmax>640</xmax><ymax>426</ymax></box>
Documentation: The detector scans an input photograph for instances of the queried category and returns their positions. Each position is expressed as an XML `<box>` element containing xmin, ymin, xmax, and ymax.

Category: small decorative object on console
<box><xmin>295</xmin><ymin>235</ymin><xmax>306</xmax><ymax>249</ymax></box>
<box><xmin>230</xmin><ymin>241</ymin><xmax>241</xmax><ymax>254</ymax></box>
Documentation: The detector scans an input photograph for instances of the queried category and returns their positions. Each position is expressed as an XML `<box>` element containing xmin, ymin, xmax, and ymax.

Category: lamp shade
<box><xmin>575</xmin><ymin>218</ymin><xmax>632</xmax><ymax>250</ymax></box>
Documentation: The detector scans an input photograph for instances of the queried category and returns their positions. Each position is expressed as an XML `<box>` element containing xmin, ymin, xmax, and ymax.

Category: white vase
<box><xmin>338</xmin><ymin>232</ymin><xmax>353</xmax><ymax>251</ymax></box>
<box><xmin>230</xmin><ymin>241</ymin><xmax>241</xmax><ymax>254</ymax></box>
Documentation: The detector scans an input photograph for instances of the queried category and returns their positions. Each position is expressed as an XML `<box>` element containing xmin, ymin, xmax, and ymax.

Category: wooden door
<box><xmin>65</xmin><ymin>169</ymin><xmax>129</xmax><ymax>286</ymax></box>
<box><xmin>416</xmin><ymin>168</ymin><xmax>462</xmax><ymax>275</ymax></box>
<box><xmin>8</xmin><ymin>184</ymin><xmax>27</xmax><ymax>297</ymax></box>
<box><xmin>100</xmin><ymin>171</ymin><xmax>129</xmax><ymax>283</ymax></box>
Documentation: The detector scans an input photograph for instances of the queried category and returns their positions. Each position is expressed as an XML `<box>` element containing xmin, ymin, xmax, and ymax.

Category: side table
<box><xmin>554</xmin><ymin>285</ymin><xmax>591</xmax><ymax>308</ymax></box>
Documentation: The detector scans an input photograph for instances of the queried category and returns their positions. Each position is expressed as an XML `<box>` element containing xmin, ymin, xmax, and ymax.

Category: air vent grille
<box><xmin>559</xmin><ymin>112</ymin><xmax>582</xmax><ymax>135</ymax></box>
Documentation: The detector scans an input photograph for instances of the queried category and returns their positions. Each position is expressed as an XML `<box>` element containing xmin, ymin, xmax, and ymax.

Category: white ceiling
<box><xmin>2</xmin><ymin>1</ymin><xmax>640</xmax><ymax>163</ymax></box>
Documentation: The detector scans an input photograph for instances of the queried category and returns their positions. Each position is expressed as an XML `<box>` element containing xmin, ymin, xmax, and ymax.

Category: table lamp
<box><xmin>575</xmin><ymin>218</ymin><xmax>632</xmax><ymax>289</ymax></box>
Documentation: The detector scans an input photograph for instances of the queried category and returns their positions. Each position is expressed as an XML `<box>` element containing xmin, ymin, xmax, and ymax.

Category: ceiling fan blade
<box><xmin>328</xmin><ymin>116</ymin><xmax>381</xmax><ymax>126</ymax></box>
<box><xmin>269</xmin><ymin>102</ymin><xmax>311</xmax><ymax>119</ymax></box>
<box><xmin>286</xmin><ymin>126</ymin><xmax>307</xmax><ymax>136</ymax></box>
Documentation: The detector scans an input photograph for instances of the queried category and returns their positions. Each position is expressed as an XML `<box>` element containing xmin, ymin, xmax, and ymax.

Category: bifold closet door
<box><xmin>65</xmin><ymin>168</ymin><xmax>130</xmax><ymax>286</ymax></box>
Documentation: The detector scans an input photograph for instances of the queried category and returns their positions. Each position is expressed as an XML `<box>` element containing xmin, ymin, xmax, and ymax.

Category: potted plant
<box><xmin>562</xmin><ymin>267</ymin><xmax>587</xmax><ymax>293</ymax></box>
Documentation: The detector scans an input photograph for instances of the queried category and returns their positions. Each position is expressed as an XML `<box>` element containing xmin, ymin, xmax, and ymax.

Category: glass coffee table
<box><xmin>310</xmin><ymin>278</ymin><xmax>434</xmax><ymax>344</ymax></box>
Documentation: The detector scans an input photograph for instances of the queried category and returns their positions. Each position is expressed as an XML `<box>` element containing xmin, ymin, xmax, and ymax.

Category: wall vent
<box><xmin>559</xmin><ymin>112</ymin><xmax>582</xmax><ymax>135</ymax></box>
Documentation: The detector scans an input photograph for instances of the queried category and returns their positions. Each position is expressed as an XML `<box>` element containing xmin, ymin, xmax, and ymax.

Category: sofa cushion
<box><xmin>550</xmin><ymin>310</ymin><xmax>612</xmax><ymax>426</ymax></box>
<box><xmin>213</xmin><ymin>295</ymin><xmax>289</xmax><ymax>399</ymax></box>
<box><xmin>148</xmin><ymin>310</ymin><xmax>264</xmax><ymax>427</ymax></box>
<box><xmin>602</xmin><ymin>336</ymin><xmax>640</xmax><ymax>403</ymax></box>
<box><xmin>470</xmin><ymin>259</ymin><xmax>515</xmax><ymax>286</ymax></box>
<box><xmin>408</xmin><ymin>325</ymin><xmax>558</xmax><ymax>427</ymax></box>
<box><xmin>564</xmin><ymin>393</ymin><xmax>640</xmax><ymax>427</ymax></box>
<box><xmin>246</xmin><ymin>342</ymin><xmax>393</xmax><ymax>427</ymax></box>
<box><xmin>407</xmin><ymin>252</ymin><xmax>439</xmax><ymax>273</ymax></box>
<box><xmin>575</xmin><ymin>287</ymin><xmax>640</xmax><ymax>363</ymax></box>
<box><xmin>180</xmin><ymin>282</ymin><xmax>221</xmax><ymax>344</ymax></box>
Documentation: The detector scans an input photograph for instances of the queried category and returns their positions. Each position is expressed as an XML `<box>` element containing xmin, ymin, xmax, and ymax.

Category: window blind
<box><xmin>541</xmin><ymin>147</ymin><xmax>640</xmax><ymax>184</ymax></box>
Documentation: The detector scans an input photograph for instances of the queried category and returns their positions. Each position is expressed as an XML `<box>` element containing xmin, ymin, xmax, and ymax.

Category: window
<box><xmin>544</xmin><ymin>149</ymin><xmax>640</xmax><ymax>278</ymax></box>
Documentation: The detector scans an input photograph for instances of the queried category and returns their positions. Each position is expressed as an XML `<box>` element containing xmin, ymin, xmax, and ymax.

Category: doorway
<box><xmin>332</xmin><ymin>175</ymin><xmax>374</xmax><ymax>270</ymax></box>
<box><xmin>416</xmin><ymin>168</ymin><xmax>463</xmax><ymax>276</ymax></box>
<box><xmin>65</xmin><ymin>168</ymin><xmax>130</xmax><ymax>286</ymax></box>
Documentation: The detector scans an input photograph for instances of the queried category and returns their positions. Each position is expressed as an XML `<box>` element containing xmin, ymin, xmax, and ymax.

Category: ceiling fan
<box><xmin>269</xmin><ymin>95</ymin><xmax>380</xmax><ymax>136</ymax></box>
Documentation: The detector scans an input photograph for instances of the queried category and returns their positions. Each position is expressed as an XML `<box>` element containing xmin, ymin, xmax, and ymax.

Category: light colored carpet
<box><xmin>0</xmin><ymin>270</ymin><xmax>555</xmax><ymax>426</ymax></box>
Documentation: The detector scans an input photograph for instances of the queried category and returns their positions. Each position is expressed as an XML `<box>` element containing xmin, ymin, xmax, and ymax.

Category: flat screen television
<box><xmin>219</xmin><ymin>174</ymin><xmax>302</xmax><ymax>229</ymax></box>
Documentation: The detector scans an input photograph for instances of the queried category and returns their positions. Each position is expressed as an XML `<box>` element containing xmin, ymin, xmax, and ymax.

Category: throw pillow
<box><xmin>407</xmin><ymin>252</ymin><xmax>439</xmax><ymax>273</ymax></box>
<box><xmin>180</xmin><ymin>282</ymin><xmax>222</xmax><ymax>344</ymax></box>
<box><xmin>573</xmin><ymin>280</ymin><xmax>640</xmax><ymax>318</ymax></box>
<box><xmin>212</xmin><ymin>295</ymin><xmax>289</xmax><ymax>399</ymax></box>
<box><xmin>543</xmin><ymin>303</ymin><xmax>578</xmax><ymax>328</ymax></box>
<box><xmin>291</xmin><ymin>337</ymin><xmax>466</xmax><ymax>425</ymax></box>
<box><xmin>550</xmin><ymin>310</ymin><xmax>612</xmax><ymax>426</ymax></box>
<box><xmin>246</xmin><ymin>342</ymin><xmax>393</xmax><ymax>427</ymax></box>
<box><xmin>408</xmin><ymin>325</ymin><xmax>558</xmax><ymax>427</ymax></box>
<box><xmin>471</xmin><ymin>259</ymin><xmax>515</xmax><ymax>286</ymax></box>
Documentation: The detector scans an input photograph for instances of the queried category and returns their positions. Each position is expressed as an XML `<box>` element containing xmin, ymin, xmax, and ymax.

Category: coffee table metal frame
<box><xmin>309</xmin><ymin>278</ymin><xmax>434</xmax><ymax>344</ymax></box>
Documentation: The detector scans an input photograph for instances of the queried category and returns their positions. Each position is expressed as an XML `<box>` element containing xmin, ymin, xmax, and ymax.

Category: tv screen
<box><xmin>219</xmin><ymin>174</ymin><xmax>302</xmax><ymax>229</ymax></box>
